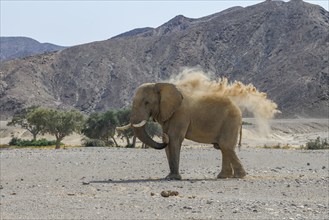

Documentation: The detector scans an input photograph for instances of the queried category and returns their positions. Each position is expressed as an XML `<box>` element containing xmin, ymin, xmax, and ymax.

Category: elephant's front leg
<box><xmin>164</xmin><ymin>132</ymin><xmax>185</xmax><ymax>180</ymax></box>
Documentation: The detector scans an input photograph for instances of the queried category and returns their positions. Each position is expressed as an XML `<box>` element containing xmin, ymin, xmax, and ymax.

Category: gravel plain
<box><xmin>1</xmin><ymin>146</ymin><xmax>328</xmax><ymax>220</ymax></box>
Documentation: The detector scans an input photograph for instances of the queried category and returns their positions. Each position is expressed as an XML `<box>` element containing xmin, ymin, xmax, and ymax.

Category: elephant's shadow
<box><xmin>88</xmin><ymin>178</ymin><xmax>225</xmax><ymax>184</ymax></box>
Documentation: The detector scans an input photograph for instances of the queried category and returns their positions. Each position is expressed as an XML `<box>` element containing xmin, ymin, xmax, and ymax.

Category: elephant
<box><xmin>119</xmin><ymin>82</ymin><xmax>246</xmax><ymax>180</ymax></box>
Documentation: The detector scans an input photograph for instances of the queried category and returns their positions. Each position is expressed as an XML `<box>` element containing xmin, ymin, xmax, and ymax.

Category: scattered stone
<box><xmin>82</xmin><ymin>181</ymin><xmax>90</xmax><ymax>185</ymax></box>
<box><xmin>307</xmin><ymin>163</ymin><xmax>310</xmax><ymax>166</ymax></box>
<box><xmin>183</xmin><ymin>206</ymin><xmax>193</xmax><ymax>210</ymax></box>
<box><xmin>150</xmin><ymin>192</ymin><xmax>155</xmax><ymax>196</ymax></box>
<box><xmin>67</xmin><ymin>193</ymin><xmax>75</xmax><ymax>196</ymax></box>
<box><xmin>206</xmin><ymin>200</ymin><xmax>213</xmax><ymax>205</ymax></box>
<box><xmin>322</xmin><ymin>166</ymin><xmax>326</xmax><ymax>169</ymax></box>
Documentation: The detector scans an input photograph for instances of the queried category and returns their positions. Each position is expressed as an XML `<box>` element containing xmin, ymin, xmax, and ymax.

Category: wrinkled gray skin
<box><xmin>131</xmin><ymin>83</ymin><xmax>246</xmax><ymax>180</ymax></box>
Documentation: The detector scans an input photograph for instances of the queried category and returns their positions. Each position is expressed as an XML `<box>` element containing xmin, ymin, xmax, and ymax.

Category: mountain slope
<box><xmin>0</xmin><ymin>37</ymin><xmax>66</xmax><ymax>61</ymax></box>
<box><xmin>0</xmin><ymin>0</ymin><xmax>328</xmax><ymax>118</ymax></box>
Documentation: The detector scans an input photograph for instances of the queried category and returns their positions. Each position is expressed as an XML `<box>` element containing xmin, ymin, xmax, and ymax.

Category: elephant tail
<box><xmin>238</xmin><ymin>123</ymin><xmax>242</xmax><ymax>151</ymax></box>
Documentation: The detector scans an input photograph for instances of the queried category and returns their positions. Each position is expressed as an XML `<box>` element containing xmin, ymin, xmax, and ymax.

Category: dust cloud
<box><xmin>169</xmin><ymin>68</ymin><xmax>280</xmax><ymax>136</ymax></box>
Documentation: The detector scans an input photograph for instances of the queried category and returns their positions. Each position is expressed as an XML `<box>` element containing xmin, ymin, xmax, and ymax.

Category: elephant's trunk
<box><xmin>133</xmin><ymin>125</ymin><xmax>167</xmax><ymax>150</ymax></box>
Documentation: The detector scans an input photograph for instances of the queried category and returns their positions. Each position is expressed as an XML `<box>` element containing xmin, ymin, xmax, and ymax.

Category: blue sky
<box><xmin>1</xmin><ymin>0</ymin><xmax>328</xmax><ymax>46</ymax></box>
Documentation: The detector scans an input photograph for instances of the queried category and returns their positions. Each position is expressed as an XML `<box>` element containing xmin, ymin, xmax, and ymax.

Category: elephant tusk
<box><xmin>132</xmin><ymin>120</ymin><xmax>147</xmax><ymax>128</ymax></box>
<box><xmin>116</xmin><ymin>123</ymin><xmax>132</xmax><ymax>131</ymax></box>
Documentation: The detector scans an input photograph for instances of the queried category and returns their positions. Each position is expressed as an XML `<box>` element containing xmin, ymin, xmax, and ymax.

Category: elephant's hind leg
<box><xmin>227</xmin><ymin>149</ymin><xmax>246</xmax><ymax>178</ymax></box>
<box><xmin>217</xmin><ymin>148</ymin><xmax>233</xmax><ymax>178</ymax></box>
<box><xmin>217</xmin><ymin>139</ymin><xmax>246</xmax><ymax>178</ymax></box>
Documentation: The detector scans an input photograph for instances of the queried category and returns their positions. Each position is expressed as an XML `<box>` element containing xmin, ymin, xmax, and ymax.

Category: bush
<box><xmin>82</xmin><ymin>138</ymin><xmax>106</xmax><ymax>147</ymax></box>
<box><xmin>9</xmin><ymin>138</ymin><xmax>58</xmax><ymax>147</ymax></box>
<box><xmin>9</xmin><ymin>137</ymin><xmax>20</xmax><ymax>146</ymax></box>
<box><xmin>242</xmin><ymin>121</ymin><xmax>252</xmax><ymax>125</ymax></box>
<box><xmin>305</xmin><ymin>137</ymin><xmax>329</xmax><ymax>150</ymax></box>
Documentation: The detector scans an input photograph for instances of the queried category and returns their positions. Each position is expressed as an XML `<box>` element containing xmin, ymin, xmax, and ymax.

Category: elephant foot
<box><xmin>165</xmin><ymin>173</ymin><xmax>182</xmax><ymax>180</ymax></box>
<box><xmin>233</xmin><ymin>170</ymin><xmax>247</xmax><ymax>178</ymax></box>
<box><xmin>217</xmin><ymin>171</ymin><xmax>233</xmax><ymax>179</ymax></box>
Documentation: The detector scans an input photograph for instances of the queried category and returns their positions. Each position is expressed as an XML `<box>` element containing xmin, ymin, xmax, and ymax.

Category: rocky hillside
<box><xmin>0</xmin><ymin>0</ymin><xmax>328</xmax><ymax>118</ymax></box>
<box><xmin>0</xmin><ymin>37</ymin><xmax>66</xmax><ymax>61</ymax></box>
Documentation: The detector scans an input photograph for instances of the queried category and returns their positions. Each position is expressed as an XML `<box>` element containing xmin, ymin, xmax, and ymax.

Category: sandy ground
<box><xmin>0</xmin><ymin>119</ymin><xmax>328</xmax><ymax>219</ymax></box>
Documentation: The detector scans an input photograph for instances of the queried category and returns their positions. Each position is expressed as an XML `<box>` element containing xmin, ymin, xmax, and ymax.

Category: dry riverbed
<box><xmin>0</xmin><ymin>147</ymin><xmax>328</xmax><ymax>220</ymax></box>
<box><xmin>1</xmin><ymin>118</ymin><xmax>328</xmax><ymax>219</ymax></box>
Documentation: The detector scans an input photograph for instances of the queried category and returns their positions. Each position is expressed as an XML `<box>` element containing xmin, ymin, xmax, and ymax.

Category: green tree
<box><xmin>82</xmin><ymin>110</ymin><xmax>119</xmax><ymax>147</ymax></box>
<box><xmin>146</xmin><ymin>121</ymin><xmax>162</xmax><ymax>138</ymax></box>
<box><xmin>116</xmin><ymin>108</ymin><xmax>136</xmax><ymax>147</ymax></box>
<box><xmin>44</xmin><ymin>109</ymin><xmax>85</xmax><ymax>149</ymax></box>
<box><xmin>7</xmin><ymin>106</ymin><xmax>47</xmax><ymax>141</ymax></box>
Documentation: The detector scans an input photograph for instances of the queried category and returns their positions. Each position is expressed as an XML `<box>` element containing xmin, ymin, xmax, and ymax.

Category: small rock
<box><xmin>206</xmin><ymin>200</ymin><xmax>213</xmax><ymax>205</ymax></box>
<box><xmin>307</xmin><ymin>163</ymin><xmax>310</xmax><ymax>166</ymax></box>
<box><xmin>82</xmin><ymin>182</ymin><xmax>90</xmax><ymax>185</ymax></box>
<box><xmin>317</xmin><ymin>204</ymin><xmax>325</xmax><ymax>208</ymax></box>
<box><xmin>183</xmin><ymin>206</ymin><xmax>193</xmax><ymax>210</ymax></box>
<box><xmin>150</xmin><ymin>192</ymin><xmax>155</xmax><ymax>196</ymax></box>
<box><xmin>322</xmin><ymin>166</ymin><xmax>326</xmax><ymax>169</ymax></box>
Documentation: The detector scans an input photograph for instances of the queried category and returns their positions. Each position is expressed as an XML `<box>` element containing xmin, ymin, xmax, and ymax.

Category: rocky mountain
<box><xmin>112</xmin><ymin>27</ymin><xmax>154</xmax><ymax>39</ymax></box>
<box><xmin>0</xmin><ymin>37</ymin><xmax>66</xmax><ymax>61</ymax></box>
<box><xmin>0</xmin><ymin>0</ymin><xmax>328</xmax><ymax>119</ymax></box>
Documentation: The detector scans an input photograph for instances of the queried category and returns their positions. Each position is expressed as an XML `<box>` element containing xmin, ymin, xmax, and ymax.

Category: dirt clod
<box><xmin>161</xmin><ymin>190</ymin><xmax>179</xmax><ymax>197</ymax></box>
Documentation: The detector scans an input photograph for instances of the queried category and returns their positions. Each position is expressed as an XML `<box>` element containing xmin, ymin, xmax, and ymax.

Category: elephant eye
<box><xmin>145</xmin><ymin>101</ymin><xmax>149</xmax><ymax>105</ymax></box>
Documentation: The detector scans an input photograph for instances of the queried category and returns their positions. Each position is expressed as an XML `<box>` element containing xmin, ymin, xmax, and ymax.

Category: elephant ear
<box><xmin>155</xmin><ymin>83</ymin><xmax>183</xmax><ymax>122</ymax></box>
